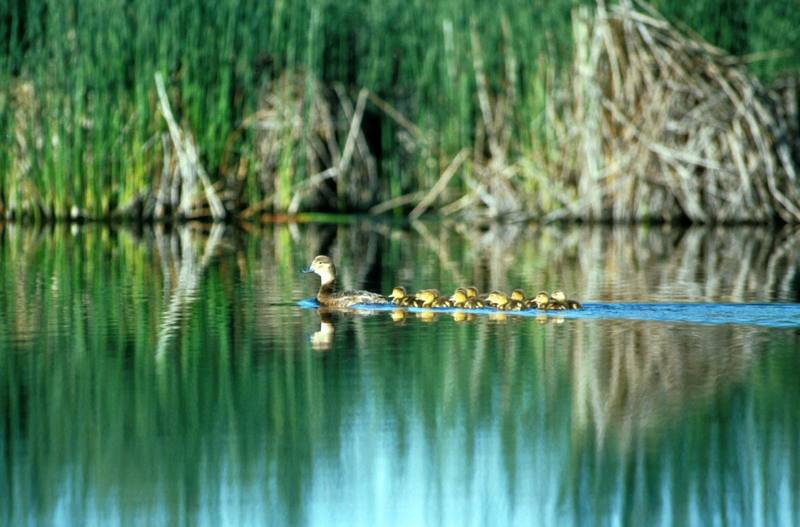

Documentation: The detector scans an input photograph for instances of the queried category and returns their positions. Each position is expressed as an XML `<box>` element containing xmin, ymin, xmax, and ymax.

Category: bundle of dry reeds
<box><xmin>563</xmin><ymin>0</ymin><xmax>800</xmax><ymax>222</ymax></box>
<box><xmin>244</xmin><ymin>73</ymin><xmax>377</xmax><ymax>216</ymax></box>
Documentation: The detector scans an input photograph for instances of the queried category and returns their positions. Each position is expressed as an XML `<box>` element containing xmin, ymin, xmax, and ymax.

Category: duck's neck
<box><xmin>316</xmin><ymin>273</ymin><xmax>336</xmax><ymax>302</ymax></box>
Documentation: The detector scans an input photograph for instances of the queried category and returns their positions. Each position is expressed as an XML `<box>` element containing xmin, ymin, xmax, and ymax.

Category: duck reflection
<box><xmin>310</xmin><ymin>309</ymin><xmax>337</xmax><ymax>351</ymax></box>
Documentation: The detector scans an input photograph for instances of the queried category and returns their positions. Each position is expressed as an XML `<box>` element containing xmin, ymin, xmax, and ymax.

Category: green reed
<box><xmin>1</xmin><ymin>0</ymin><xmax>799</xmax><ymax>219</ymax></box>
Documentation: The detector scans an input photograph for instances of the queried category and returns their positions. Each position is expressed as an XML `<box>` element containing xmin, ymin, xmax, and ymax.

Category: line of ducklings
<box><xmin>388</xmin><ymin>286</ymin><xmax>581</xmax><ymax>311</ymax></box>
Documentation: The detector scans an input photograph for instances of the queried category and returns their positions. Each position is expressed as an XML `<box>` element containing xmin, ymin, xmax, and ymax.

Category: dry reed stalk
<box><xmin>408</xmin><ymin>148</ymin><xmax>469</xmax><ymax>220</ymax></box>
<box><xmin>247</xmin><ymin>74</ymin><xmax>377</xmax><ymax>214</ymax></box>
<box><xmin>563</xmin><ymin>1</ymin><xmax>800</xmax><ymax>222</ymax></box>
<box><xmin>155</xmin><ymin>73</ymin><xmax>226</xmax><ymax>221</ymax></box>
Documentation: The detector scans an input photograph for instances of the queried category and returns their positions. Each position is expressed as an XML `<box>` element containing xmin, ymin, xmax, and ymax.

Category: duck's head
<box><xmin>303</xmin><ymin>255</ymin><xmax>336</xmax><ymax>285</ymax></box>
<box><xmin>450</xmin><ymin>288</ymin><xmax>468</xmax><ymax>304</ymax></box>
<box><xmin>389</xmin><ymin>286</ymin><xmax>408</xmax><ymax>300</ymax></box>
<box><xmin>534</xmin><ymin>291</ymin><xmax>550</xmax><ymax>307</ymax></box>
<box><xmin>510</xmin><ymin>289</ymin><xmax>526</xmax><ymax>302</ymax></box>
<box><xmin>551</xmin><ymin>290</ymin><xmax>567</xmax><ymax>303</ymax></box>
<box><xmin>465</xmin><ymin>286</ymin><xmax>479</xmax><ymax>299</ymax></box>
<box><xmin>415</xmin><ymin>289</ymin><xmax>440</xmax><ymax>304</ymax></box>
<box><xmin>487</xmin><ymin>290</ymin><xmax>509</xmax><ymax>307</ymax></box>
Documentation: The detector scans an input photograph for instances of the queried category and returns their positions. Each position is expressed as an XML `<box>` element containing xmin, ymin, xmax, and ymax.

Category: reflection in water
<box><xmin>0</xmin><ymin>222</ymin><xmax>799</xmax><ymax>526</ymax></box>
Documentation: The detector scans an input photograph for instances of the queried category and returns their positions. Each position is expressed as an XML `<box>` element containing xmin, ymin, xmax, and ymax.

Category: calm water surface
<box><xmin>1</xmin><ymin>222</ymin><xmax>799</xmax><ymax>527</ymax></box>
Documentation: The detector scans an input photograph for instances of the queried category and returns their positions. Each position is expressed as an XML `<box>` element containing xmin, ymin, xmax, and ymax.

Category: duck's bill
<box><xmin>301</xmin><ymin>267</ymin><xmax>314</xmax><ymax>273</ymax></box>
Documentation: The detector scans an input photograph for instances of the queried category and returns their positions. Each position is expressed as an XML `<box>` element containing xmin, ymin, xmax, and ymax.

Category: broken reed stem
<box><xmin>409</xmin><ymin>148</ymin><xmax>469</xmax><ymax>220</ymax></box>
<box><xmin>155</xmin><ymin>73</ymin><xmax>226</xmax><ymax>221</ymax></box>
<box><xmin>286</xmin><ymin>88</ymin><xmax>368</xmax><ymax>214</ymax></box>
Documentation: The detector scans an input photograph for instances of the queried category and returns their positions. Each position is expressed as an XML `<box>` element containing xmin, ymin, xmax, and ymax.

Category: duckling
<box><xmin>449</xmin><ymin>288</ymin><xmax>468</xmax><ymax>308</ymax></box>
<box><xmin>465</xmin><ymin>286</ymin><xmax>491</xmax><ymax>301</ymax></box>
<box><xmin>464</xmin><ymin>296</ymin><xmax>485</xmax><ymax>309</ymax></box>
<box><xmin>303</xmin><ymin>255</ymin><xmax>388</xmax><ymax>307</ymax></box>
<box><xmin>510</xmin><ymin>289</ymin><xmax>525</xmax><ymax>302</ymax></box>
<box><xmin>551</xmin><ymin>290</ymin><xmax>582</xmax><ymax>309</ymax></box>
<box><xmin>388</xmin><ymin>286</ymin><xmax>413</xmax><ymax>306</ymax></box>
<box><xmin>389</xmin><ymin>286</ymin><xmax>423</xmax><ymax>307</ymax></box>
<box><xmin>486</xmin><ymin>291</ymin><xmax>524</xmax><ymax>311</ymax></box>
<box><xmin>526</xmin><ymin>291</ymin><xmax>551</xmax><ymax>310</ymax></box>
<box><xmin>414</xmin><ymin>289</ymin><xmax>440</xmax><ymax>308</ymax></box>
<box><xmin>432</xmin><ymin>296</ymin><xmax>454</xmax><ymax>308</ymax></box>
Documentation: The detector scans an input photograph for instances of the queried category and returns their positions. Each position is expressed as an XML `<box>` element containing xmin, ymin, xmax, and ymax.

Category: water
<box><xmin>1</xmin><ymin>222</ymin><xmax>799</xmax><ymax>527</ymax></box>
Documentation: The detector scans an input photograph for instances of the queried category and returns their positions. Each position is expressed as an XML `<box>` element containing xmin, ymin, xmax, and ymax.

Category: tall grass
<box><xmin>1</xmin><ymin>0</ymin><xmax>799</xmax><ymax>220</ymax></box>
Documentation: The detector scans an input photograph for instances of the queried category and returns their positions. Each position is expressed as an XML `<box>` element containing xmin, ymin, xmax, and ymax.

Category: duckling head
<box><xmin>389</xmin><ymin>286</ymin><xmax>408</xmax><ymax>300</ymax></box>
<box><xmin>534</xmin><ymin>291</ymin><xmax>550</xmax><ymax>308</ymax></box>
<box><xmin>465</xmin><ymin>286</ymin><xmax>479</xmax><ymax>299</ymax></box>
<box><xmin>487</xmin><ymin>290</ymin><xmax>509</xmax><ymax>307</ymax></box>
<box><xmin>510</xmin><ymin>289</ymin><xmax>526</xmax><ymax>302</ymax></box>
<box><xmin>303</xmin><ymin>255</ymin><xmax>336</xmax><ymax>285</ymax></box>
<box><xmin>551</xmin><ymin>290</ymin><xmax>567</xmax><ymax>303</ymax></box>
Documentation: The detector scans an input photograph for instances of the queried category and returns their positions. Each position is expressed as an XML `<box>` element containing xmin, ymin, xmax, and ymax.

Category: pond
<box><xmin>1</xmin><ymin>221</ymin><xmax>799</xmax><ymax>526</ymax></box>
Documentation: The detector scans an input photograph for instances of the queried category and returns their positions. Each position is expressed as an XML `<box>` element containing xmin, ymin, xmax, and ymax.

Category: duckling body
<box><xmin>486</xmin><ymin>291</ymin><xmax>523</xmax><ymax>311</ymax></box>
<box><xmin>304</xmin><ymin>255</ymin><xmax>389</xmax><ymax>308</ymax></box>
<box><xmin>414</xmin><ymin>289</ymin><xmax>441</xmax><ymax>308</ymax></box>
<box><xmin>464</xmin><ymin>297</ymin><xmax>485</xmax><ymax>309</ymax></box>
<box><xmin>527</xmin><ymin>291</ymin><xmax>551</xmax><ymax>310</ymax></box>
<box><xmin>389</xmin><ymin>286</ymin><xmax>410</xmax><ymax>305</ymax></box>
<box><xmin>450</xmin><ymin>288</ymin><xmax>468</xmax><ymax>308</ymax></box>
<box><xmin>510</xmin><ymin>289</ymin><xmax>526</xmax><ymax>302</ymax></box>
<box><xmin>432</xmin><ymin>297</ymin><xmax>454</xmax><ymax>308</ymax></box>
<box><xmin>551</xmin><ymin>290</ymin><xmax>582</xmax><ymax>309</ymax></box>
<box><xmin>389</xmin><ymin>286</ymin><xmax>423</xmax><ymax>307</ymax></box>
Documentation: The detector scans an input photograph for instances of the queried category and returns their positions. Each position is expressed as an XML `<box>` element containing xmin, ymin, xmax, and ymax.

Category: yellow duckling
<box><xmin>551</xmin><ymin>290</ymin><xmax>582</xmax><ymax>309</ymax></box>
<box><xmin>450</xmin><ymin>288</ymin><xmax>468</xmax><ymax>308</ymax></box>
<box><xmin>388</xmin><ymin>286</ymin><xmax>416</xmax><ymax>306</ymax></box>
<box><xmin>462</xmin><ymin>287</ymin><xmax>486</xmax><ymax>308</ymax></box>
<box><xmin>510</xmin><ymin>289</ymin><xmax>528</xmax><ymax>304</ymax></box>
<box><xmin>414</xmin><ymin>289</ymin><xmax>440</xmax><ymax>308</ymax></box>
<box><xmin>526</xmin><ymin>291</ymin><xmax>551</xmax><ymax>310</ymax></box>
<box><xmin>486</xmin><ymin>291</ymin><xmax>524</xmax><ymax>311</ymax></box>
<box><xmin>464</xmin><ymin>296</ymin><xmax>485</xmax><ymax>309</ymax></box>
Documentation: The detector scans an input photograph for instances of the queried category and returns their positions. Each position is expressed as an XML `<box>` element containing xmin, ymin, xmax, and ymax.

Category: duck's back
<box><xmin>318</xmin><ymin>289</ymin><xmax>388</xmax><ymax>308</ymax></box>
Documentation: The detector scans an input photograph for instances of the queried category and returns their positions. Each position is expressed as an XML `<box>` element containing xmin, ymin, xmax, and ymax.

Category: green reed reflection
<box><xmin>0</xmin><ymin>223</ymin><xmax>798</xmax><ymax>526</ymax></box>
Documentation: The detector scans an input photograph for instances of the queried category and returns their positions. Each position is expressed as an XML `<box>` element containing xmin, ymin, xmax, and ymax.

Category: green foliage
<box><xmin>1</xmin><ymin>0</ymin><xmax>799</xmax><ymax>217</ymax></box>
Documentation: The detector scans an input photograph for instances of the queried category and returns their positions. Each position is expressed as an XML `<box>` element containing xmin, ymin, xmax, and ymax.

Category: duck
<box><xmin>551</xmin><ymin>290</ymin><xmax>582</xmax><ymax>309</ymax></box>
<box><xmin>526</xmin><ymin>291</ymin><xmax>551</xmax><ymax>310</ymax></box>
<box><xmin>388</xmin><ymin>286</ymin><xmax>420</xmax><ymax>307</ymax></box>
<box><xmin>486</xmin><ymin>290</ymin><xmax>524</xmax><ymax>311</ymax></box>
<box><xmin>303</xmin><ymin>255</ymin><xmax>389</xmax><ymax>308</ymax></box>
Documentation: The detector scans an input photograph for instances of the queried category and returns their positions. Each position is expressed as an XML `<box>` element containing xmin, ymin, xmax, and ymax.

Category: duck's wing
<box><xmin>338</xmin><ymin>290</ymin><xmax>389</xmax><ymax>305</ymax></box>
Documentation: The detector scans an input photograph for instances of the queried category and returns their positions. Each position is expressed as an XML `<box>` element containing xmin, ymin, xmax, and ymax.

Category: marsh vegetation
<box><xmin>2</xmin><ymin>1</ymin><xmax>799</xmax><ymax>222</ymax></box>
